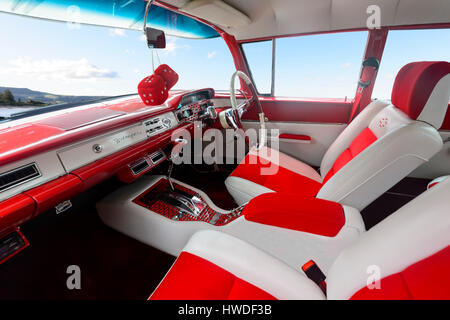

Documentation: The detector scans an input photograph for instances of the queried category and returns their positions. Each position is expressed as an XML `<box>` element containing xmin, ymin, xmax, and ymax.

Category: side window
<box><xmin>372</xmin><ymin>29</ymin><xmax>450</xmax><ymax>100</ymax></box>
<box><xmin>242</xmin><ymin>40</ymin><xmax>273</xmax><ymax>95</ymax></box>
<box><xmin>242</xmin><ymin>32</ymin><xmax>368</xmax><ymax>99</ymax></box>
<box><xmin>275</xmin><ymin>32</ymin><xmax>368</xmax><ymax>99</ymax></box>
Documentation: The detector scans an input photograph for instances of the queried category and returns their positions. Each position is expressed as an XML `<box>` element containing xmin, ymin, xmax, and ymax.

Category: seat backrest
<box><xmin>326</xmin><ymin>177</ymin><xmax>450</xmax><ymax>300</ymax></box>
<box><xmin>317</xmin><ymin>61</ymin><xmax>450</xmax><ymax>210</ymax></box>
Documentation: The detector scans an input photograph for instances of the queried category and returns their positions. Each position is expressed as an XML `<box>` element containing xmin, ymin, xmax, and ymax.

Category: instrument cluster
<box><xmin>175</xmin><ymin>89</ymin><xmax>217</xmax><ymax>123</ymax></box>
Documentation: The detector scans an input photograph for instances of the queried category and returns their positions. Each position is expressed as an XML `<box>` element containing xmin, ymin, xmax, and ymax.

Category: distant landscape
<box><xmin>0</xmin><ymin>87</ymin><xmax>107</xmax><ymax>107</ymax></box>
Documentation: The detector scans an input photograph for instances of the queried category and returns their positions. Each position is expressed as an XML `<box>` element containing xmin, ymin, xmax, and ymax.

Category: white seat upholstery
<box><xmin>150</xmin><ymin>177</ymin><xmax>450</xmax><ymax>300</ymax></box>
<box><xmin>226</xmin><ymin>61</ymin><xmax>450</xmax><ymax>210</ymax></box>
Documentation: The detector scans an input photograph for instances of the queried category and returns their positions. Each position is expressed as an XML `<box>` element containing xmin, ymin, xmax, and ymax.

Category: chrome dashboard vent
<box><xmin>130</xmin><ymin>158</ymin><xmax>150</xmax><ymax>176</ymax></box>
<box><xmin>0</xmin><ymin>163</ymin><xmax>41</xmax><ymax>192</ymax></box>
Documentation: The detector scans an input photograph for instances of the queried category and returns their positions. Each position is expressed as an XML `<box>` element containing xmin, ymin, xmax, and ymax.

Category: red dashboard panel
<box><xmin>0</xmin><ymin>194</ymin><xmax>35</xmax><ymax>234</ymax></box>
<box><xmin>99</xmin><ymin>97</ymin><xmax>152</xmax><ymax>113</ymax></box>
<box><xmin>23</xmin><ymin>174</ymin><xmax>83</xmax><ymax>216</ymax></box>
<box><xmin>0</xmin><ymin>124</ymin><xmax>65</xmax><ymax>154</ymax></box>
<box><xmin>0</xmin><ymin>96</ymin><xmax>179</xmax><ymax>166</ymax></box>
<box><xmin>36</xmin><ymin>108</ymin><xmax>126</xmax><ymax>130</ymax></box>
<box><xmin>0</xmin><ymin>89</ymin><xmax>205</xmax><ymax>234</ymax></box>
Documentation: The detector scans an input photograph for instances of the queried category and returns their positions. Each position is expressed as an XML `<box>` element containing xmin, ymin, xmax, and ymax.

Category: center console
<box><xmin>97</xmin><ymin>175</ymin><xmax>365</xmax><ymax>273</ymax></box>
<box><xmin>133</xmin><ymin>178</ymin><xmax>244</xmax><ymax>226</ymax></box>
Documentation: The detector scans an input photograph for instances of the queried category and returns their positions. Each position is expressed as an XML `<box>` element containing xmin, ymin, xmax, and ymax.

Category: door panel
<box><xmin>241</xmin><ymin>99</ymin><xmax>352</xmax><ymax>166</ymax></box>
<box><xmin>242</xmin><ymin>98</ymin><xmax>352</xmax><ymax>123</ymax></box>
<box><xmin>242</xmin><ymin>120</ymin><xmax>347</xmax><ymax>167</ymax></box>
<box><xmin>410</xmin><ymin>105</ymin><xmax>450</xmax><ymax>179</ymax></box>
<box><xmin>410</xmin><ymin>130</ymin><xmax>450</xmax><ymax>179</ymax></box>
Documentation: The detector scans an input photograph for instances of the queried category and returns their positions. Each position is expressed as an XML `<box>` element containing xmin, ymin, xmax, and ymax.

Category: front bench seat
<box><xmin>150</xmin><ymin>177</ymin><xmax>450</xmax><ymax>300</ymax></box>
<box><xmin>226</xmin><ymin>61</ymin><xmax>450</xmax><ymax>210</ymax></box>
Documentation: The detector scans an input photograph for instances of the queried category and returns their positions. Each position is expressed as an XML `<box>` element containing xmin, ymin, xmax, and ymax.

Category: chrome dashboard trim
<box><xmin>0</xmin><ymin>162</ymin><xmax>41</xmax><ymax>193</ymax></box>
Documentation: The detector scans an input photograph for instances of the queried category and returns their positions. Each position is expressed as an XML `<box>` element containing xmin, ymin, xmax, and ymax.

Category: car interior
<box><xmin>0</xmin><ymin>0</ymin><xmax>449</xmax><ymax>300</ymax></box>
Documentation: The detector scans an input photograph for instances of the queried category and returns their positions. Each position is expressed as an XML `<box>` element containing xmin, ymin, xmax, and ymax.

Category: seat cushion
<box><xmin>150</xmin><ymin>252</ymin><xmax>276</xmax><ymax>300</ymax></box>
<box><xmin>149</xmin><ymin>230</ymin><xmax>326</xmax><ymax>300</ymax></box>
<box><xmin>230</xmin><ymin>159</ymin><xmax>322</xmax><ymax>195</ymax></box>
<box><xmin>226</xmin><ymin>147</ymin><xmax>323</xmax><ymax>205</ymax></box>
<box><xmin>350</xmin><ymin>245</ymin><xmax>450</xmax><ymax>300</ymax></box>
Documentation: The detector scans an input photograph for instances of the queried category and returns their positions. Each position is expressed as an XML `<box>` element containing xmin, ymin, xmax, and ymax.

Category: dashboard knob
<box><xmin>162</xmin><ymin>118</ymin><xmax>172</xmax><ymax>128</ymax></box>
<box><xmin>92</xmin><ymin>144</ymin><xmax>103</xmax><ymax>153</ymax></box>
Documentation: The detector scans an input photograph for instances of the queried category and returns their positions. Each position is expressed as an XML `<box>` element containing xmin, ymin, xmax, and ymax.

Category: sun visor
<box><xmin>181</xmin><ymin>0</ymin><xmax>251</xmax><ymax>28</ymax></box>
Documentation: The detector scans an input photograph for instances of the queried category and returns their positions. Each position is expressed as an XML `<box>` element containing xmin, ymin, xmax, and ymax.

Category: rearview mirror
<box><xmin>145</xmin><ymin>27</ymin><xmax>166</xmax><ymax>49</ymax></box>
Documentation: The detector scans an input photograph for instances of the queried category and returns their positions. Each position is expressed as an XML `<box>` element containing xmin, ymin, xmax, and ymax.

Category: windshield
<box><xmin>0</xmin><ymin>9</ymin><xmax>235</xmax><ymax>122</ymax></box>
<box><xmin>0</xmin><ymin>0</ymin><xmax>218</xmax><ymax>39</ymax></box>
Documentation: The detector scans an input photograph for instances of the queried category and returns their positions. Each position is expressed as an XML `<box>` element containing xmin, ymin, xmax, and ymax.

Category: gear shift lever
<box><xmin>168</xmin><ymin>138</ymin><xmax>188</xmax><ymax>190</ymax></box>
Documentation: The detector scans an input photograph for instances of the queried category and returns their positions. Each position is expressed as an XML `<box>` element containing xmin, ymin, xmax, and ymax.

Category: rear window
<box><xmin>372</xmin><ymin>29</ymin><xmax>450</xmax><ymax>100</ymax></box>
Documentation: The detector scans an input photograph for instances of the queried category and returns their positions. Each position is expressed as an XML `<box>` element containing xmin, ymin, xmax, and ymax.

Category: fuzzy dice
<box><xmin>155</xmin><ymin>64</ymin><xmax>179</xmax><ymax>90</ymax></box>
<box><xmin>138</xmin><ymin>64</ymin><xmax>179</xmax><ymax>106</ymax></box>
<box><xmin>137</xmin><ymin>74</ymin><xmax>168</xmax><ymax>106</ymax></box>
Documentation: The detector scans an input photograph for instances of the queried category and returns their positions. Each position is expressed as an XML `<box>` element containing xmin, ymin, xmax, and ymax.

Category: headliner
<box><xmin>163</xmin><ymin>0</ymin><xmax>450</xmax><ymax>40</ymax></box>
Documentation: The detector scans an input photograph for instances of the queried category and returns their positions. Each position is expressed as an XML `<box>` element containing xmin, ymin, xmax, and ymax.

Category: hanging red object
<box><xmin>137</xmin><ymin>74</ymin><xmax>169</xmax><ymax>106</ymax></box>
<box><xmin>138</xmin><ymin>64</ymin><xmax>179</xmax><ymax>106</ymax></box>
<box><xmin>155</xmin><ymin>64</ymin><xmax>179</xmax><ymax>90</ymax></box>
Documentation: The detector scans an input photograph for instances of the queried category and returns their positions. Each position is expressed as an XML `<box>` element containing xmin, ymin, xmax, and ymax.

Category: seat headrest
<box><xmin>391</xmin><ymin>61</ymin><xmax>450</xmax><ymax>128</ymax></box>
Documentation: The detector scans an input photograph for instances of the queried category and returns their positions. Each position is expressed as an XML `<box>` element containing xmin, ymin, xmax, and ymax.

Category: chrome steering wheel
<box><xmin>219</xmin><ymin>70</ymin><xmax>266</xmax><ymax>148</ymax></box>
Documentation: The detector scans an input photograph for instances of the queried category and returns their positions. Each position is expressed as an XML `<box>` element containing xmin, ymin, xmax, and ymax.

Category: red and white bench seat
<box><xmin>151</xmin><ymin>177</ymin><xmax>450</xmax><ymax>300</ymax></box>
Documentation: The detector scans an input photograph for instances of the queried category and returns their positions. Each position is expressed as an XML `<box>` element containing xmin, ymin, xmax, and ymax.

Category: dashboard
<box><xmin>0</xmin><ymin>88</ymin><xmax>223</xmax><ymax>233</ymax></box>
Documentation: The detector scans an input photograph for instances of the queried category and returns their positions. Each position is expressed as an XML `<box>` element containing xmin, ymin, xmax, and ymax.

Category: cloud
<box><xmin>5</xmin><ymin>57</ymin><xmax>118</xmax><ymax>80</ymax></box>
<box><xmin>109</xmin><ymin>28</ymin><xmax>127</xmax><ymax>37</ymax></box>
<box><xmin>341</xmin><ymin>62</ymin><xmax>351</xmax><ymax>68</ymax></box>
<box><xmin>207</xmin><ymin>51</ymin><xmax>217</xmax><ymax>59</ymax></box>
<box><xmin>164</xmin><ymin>39</ymin><xmax>179</xmax><ymax>54</ymax></box>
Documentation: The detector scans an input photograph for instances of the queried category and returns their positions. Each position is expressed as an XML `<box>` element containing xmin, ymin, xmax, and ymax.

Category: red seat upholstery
<box><xmin>351</xmin><ymin>246</ymin><xmax>450</xmax><ymax>300</ymax></box>
<box><xmin>150</xmin><ymin>177</ymin><xmax>450</xmax><ymax>300</ymax></box>
<box><xmin>151</xmin><ymin>252</ymin><xmax>276</xmax><ymax>300</ymax></box>
<box><xmin>242</xmin><ymin>193</ymin><xmax>345</xmax><ymax>237</ymax></box>
<box><xmin>230</xmin><ymin>153</ymin><xmax>322</xmax><ymax>196</ymax></box>
<box><xmin>322</xmin><ymin>127</ymin><xmax>377</xmax><ymax>183</ymax></box>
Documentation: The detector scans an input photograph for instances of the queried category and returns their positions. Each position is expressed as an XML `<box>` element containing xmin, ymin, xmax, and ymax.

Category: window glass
<box><xmin>242</xmin><ymin>40</ymin><xmax>273</xmax><ymax>95</ymax></box>
<box><xmin>372</xmin><ymin>29</ymin><xmax>450</xmax><ymax>99</ymax></box>
<box><xmin>275</xmin><ymin>31</ymin><xmax>368</xmax><ymax>99</ymax></box>
<box><xmin>0</xmin><ymin>12</ymin><xmax>235</xmax><ymax>119</ymax></box>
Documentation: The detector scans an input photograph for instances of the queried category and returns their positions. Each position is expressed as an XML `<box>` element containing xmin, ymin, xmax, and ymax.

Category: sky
<box><xmin>0</xmin><ymin>12</ymin><xmax>449</xmax><ymax>99</ymax></box>
<box><xmin>0</xmin><ymin>12</ymin><xmax>235</xmax><ymax>96</ymax></box>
